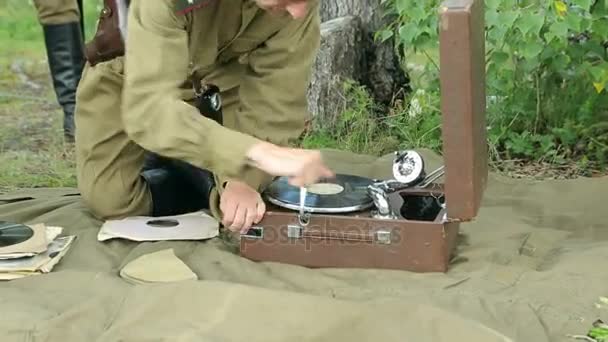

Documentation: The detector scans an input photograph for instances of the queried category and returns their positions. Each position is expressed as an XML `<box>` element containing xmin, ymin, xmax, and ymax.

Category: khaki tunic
<box><xmin>32</xmin><ymin>0</ymin><xmax>80</xmax><ymax>25</ymax></box>
<box><xmin>75</xmin><ymin>0</ymin><xmax>320</xmax><ymax>220</ymax></box>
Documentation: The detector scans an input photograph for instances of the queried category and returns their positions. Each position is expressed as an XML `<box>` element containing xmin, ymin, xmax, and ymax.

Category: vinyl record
<box><xmin>264</xmin><ymin>174</ymin><xmax>375</xmax><ymax>213</ymax></box>
<box><xmin>0</xmin><ymin>221</ymin><xmax>34</xmax><ymax>248</ymax></box>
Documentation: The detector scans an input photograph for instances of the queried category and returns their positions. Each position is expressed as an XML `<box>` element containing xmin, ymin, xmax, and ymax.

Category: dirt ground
<box><xmin>0</xmin><ymin>0</ymin><xmax>98</xmax><ymax>193</ymax></box>
<box><xmin>0</xmin><ymin>56</ymin><xmax>76</xmax><ymax>193</ymax></box>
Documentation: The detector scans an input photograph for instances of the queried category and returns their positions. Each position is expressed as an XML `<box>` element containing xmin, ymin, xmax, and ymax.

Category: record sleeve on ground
<box><xmin>0</xmin><ymin>221</ymin><xmax>34</xmax><ymax>247</ymax></box>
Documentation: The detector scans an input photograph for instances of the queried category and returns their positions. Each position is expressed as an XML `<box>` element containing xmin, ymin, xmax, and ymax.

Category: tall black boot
<box><xmin>77</xmin><ymin>0</ymin><xmax>85</xmax><ymax>40</ymax></box>
<box><xmin>141</xmin><ymin>164</ymin><xmax>215</xmax><ymax>217</ymax></box>
<box><xmin>42</xmin><ymin>22</ymin><xmax>85</xmax><ymax>143</ymax></box>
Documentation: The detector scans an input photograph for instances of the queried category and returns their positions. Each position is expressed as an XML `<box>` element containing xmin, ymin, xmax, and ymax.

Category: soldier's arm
<box><xmin>216</xmin><ymin>2</ymin><xmax>321</xmax><ymax>194</ymax></box>
<box><xmin>121</xmin><ymin>0</ymin><xmax>261</xmax><ymax>179</ymax></box>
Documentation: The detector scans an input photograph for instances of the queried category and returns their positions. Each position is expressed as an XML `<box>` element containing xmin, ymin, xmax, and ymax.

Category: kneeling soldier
<box><xmin>75</xmin><ymin>0</ymin><xmax>332</xmax><ymax>233</ymax></box>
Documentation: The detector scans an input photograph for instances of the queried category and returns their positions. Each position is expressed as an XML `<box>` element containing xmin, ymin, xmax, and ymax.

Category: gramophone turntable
<box><xmin>239</xmin><ymin>0</ymin><xmax>488</xmax><ymax>273</ymax></box>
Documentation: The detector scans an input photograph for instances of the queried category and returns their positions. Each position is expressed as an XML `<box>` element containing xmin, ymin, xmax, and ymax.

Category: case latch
<box><xmin>241</xmin><ymin>226</ymin><xmax>264</xmax><ymax>239</ymax></box>
<box><xmin>287</xmin><ymin>225</ymin><xmax>303</xmax><ymax>239</ymax></box>
<box><xmin>375</xmin><ymin>230</ymin><xmax>392</xmax><ymax>244</ymax></box>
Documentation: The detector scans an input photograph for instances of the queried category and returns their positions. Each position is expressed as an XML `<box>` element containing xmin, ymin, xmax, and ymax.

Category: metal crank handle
<box><xmin>418</xmin><ymin>165</ymin><xmax>445</xmax><ymax>188</ymax></box>
<box><xmin>299</xmin><ymin>187</ymin><xmax>306</xmax><ymax>217</ymax></box>
<box><xmin>298</xmin><ymin>187</ymin><xmax>310</xmax><ymax>227</ymax></box>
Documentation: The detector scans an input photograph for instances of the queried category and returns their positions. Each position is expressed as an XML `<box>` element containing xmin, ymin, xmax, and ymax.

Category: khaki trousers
<box><xmin>74</xmin><ymin>57</ymin><xmax>240</xmax><ymax>220</ymax></box>
<box><xmin>32</xmin><ymin>0</ymin><xmax>81</xmax><ymax>25</ymax></box>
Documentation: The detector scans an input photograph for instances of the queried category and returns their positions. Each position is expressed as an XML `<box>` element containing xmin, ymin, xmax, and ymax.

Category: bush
<box><xmin>376</xmin><ymin>0</ymin><xmax>608</xmax><ymax>170</ymax></box>
<box><xmin>301</xmin><ymin>81</ymin><xmax>442</xmax><ymax>156</ymax></box>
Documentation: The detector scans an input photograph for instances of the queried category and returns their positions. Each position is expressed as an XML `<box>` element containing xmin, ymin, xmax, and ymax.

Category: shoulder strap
<box><xmin>116</xmin><ymin>0</ymin><xmax>130</xmax><ymax>41</ymax></box>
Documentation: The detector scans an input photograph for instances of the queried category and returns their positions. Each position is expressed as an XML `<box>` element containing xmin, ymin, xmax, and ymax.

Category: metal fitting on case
<box><xmin>375</xmin><ymin>230</ymin><xmax>392</xmax><ymax>244</ymax></box>
<box><xmin>242</xmin><ymin>226</ymin><xmax>264</xmax><ymax>239</ymax></box>
<box><xmin>287</xmin><ymin>225</ymin><xmax>303</xmax><ymax>239</ymax></box>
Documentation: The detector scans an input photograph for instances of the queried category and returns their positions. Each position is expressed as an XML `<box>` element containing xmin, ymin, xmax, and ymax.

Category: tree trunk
<box><xmin>319</xmin><ymin>0</ymin><xmax>408</xmax><ymax>105</ymax></box>
<box><xmin>307</xmin><ymin>16</ymin><xmax>365</xmax><ymax>127</ymax></box>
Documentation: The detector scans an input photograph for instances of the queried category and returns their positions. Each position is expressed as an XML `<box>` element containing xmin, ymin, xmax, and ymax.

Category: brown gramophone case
<box><xmin>239</xmin><ymin>0</ymin><xmax>488</xmax><ymax>273</ymax></box>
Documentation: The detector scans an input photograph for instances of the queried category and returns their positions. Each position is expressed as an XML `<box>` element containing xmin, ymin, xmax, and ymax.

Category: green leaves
<box><xmin>565</xmin><ymin>12</ymin><xmax>583</xmax><ymax>32</ymax></box>
<box><xmin>379</xmin><ymin>0</ymin><xmax>608</xmax><ymax>166</ymax></box>
<box><xmin>375</xmin><ymin>29</ymin><xmax>394</xmax><ymax>43</ymax></box>
<box><xmin>586</xmin><ymin>61</ymin><xmax>608</xmax><ymax>93</ymax></box>
<box><xmin>545</xmin><ymin>20</ymin><xmax>568</xmax><ymax>43</ymax></box>
<box><xmin>387</xmin><ymin>0</ymin><xmax>441</xmax><ymax>65</ymax></box>
<box><xmin>486</xmin><ymin>9</ymin><xmax>519</xmax><ymax>42</ymax></box>
<box><xmin>588</xmin><ymin>325</ymin><xmax>608</xmax><ymax>341</ymax></box>
<box><xmin>395</xmin><ymin>0</ymin><xmax>409</xmax><ymax>14</ymax></box>
<box><xmin>591</xmin><ymin>18</ymin><xmax>608</xmax><ymax>41</ymax></box>
<box><xmin>517</xmin><ymin>12</ymin><xmax>545</xmax><ymax>36</ymax></box>
<box><xmin>571</xmin><ymin>0</ymin><xmax>593</xmax><ymax>11</ymax></box>
<box><xmin>549</xmin><ymin>53</ymin><xmax>571</xmax><ymax>71</ymax></box>
<box><xmin>398</xmin><ymin>22</ymin><xmax>419</xmax><ymax>45</ymax></box>
<box><xmin>520</xmin><ymin>40</ymin><xmax>544</xmax><ymax>60</ymax></box>
<box><xmin>491</xmin><ymin>51</ymin><xmax>510</xmax><ymax>65</ymax></box>
<box><xmin>484</xmin><ymin>9</ymin><xmax>518</xmax><ymax>31</ymax></box>
<box><xmin>499</xmin><ymin>10</ymin><xmax>520</xmax><ymax>28</ymax></box>
<box><xmin>485</xmin><ymin>0</ymin><xmax>502</xmax><ymax>9</ymax></box>
<box><xmin>408</xmin><ymin>6</ymin><xmax>426</xmax><ymax>23</ymax></box>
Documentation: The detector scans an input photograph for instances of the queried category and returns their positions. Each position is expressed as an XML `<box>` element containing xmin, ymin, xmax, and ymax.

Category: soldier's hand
<box><xmin>246</xmin><ymin>142</ymin><xmax>334</xmax><ymax>187</ymax></box>
<box><xmin>220</xmin><ymin>180</ymin><xmax>266</xmax><ymax>234</ymax></box>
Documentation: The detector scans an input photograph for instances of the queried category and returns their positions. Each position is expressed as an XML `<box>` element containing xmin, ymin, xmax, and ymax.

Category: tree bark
<box><xmin>307</xmin><ymin>16</ymin><xmax>365</xmax><ymax>127</ymax></box>
<box><xmin>319</xmin><ymin>0</ymin><xmax>408</xmax><ymax>105</ymax></box>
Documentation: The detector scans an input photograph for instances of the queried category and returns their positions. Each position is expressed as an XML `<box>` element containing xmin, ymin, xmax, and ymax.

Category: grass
<box><xmin>301</xmin><ymin>80</ymin><xmax>443</xmax><ymax>157</ymax></box>
<box><xmin>0</xmin><ymin>1</ymin><xmax>602</xmax><ymax>194</ymax></box>
<box><xmin>0</xmin><ymin>0</ymin><xmax>102</xmax><ymax>193</ymax></box>
<box><xmin>300</xmin><ymin>77</ymin><xmax>607</xmax><ymax>180</ymax></box>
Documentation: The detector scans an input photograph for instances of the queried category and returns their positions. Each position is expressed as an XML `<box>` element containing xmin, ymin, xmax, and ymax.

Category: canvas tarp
<box><xmin>0</xmin><ymin>149</ymin><xmax>606</xmax><ymax>342</ymax></box>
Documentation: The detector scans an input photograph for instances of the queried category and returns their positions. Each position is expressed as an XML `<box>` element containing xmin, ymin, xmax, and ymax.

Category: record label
<box><xmin>0</xmin><ymin>221</ymin><xmax>34</xmax><ymax>248</ymax></box>
<box><xmin>307</xmin><ymin>183</ymin><xmax>344</xmax><ymax>195</ymax></box>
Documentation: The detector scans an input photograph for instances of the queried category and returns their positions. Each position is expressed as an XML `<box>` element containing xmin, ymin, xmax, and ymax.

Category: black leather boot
<box><xmin>77</xmin><ymin>0</ymin><xmax>85</xmax><ymax>40</ymax></box>
<box><xmin>141</xmin><ymin>160</ymin><xmax>216</xmax><ymax>217</ymax></box>
<box><xmin>42</xmin><ymin>21</ymin><xmax>85</xmax><ymax>143</ymax></box>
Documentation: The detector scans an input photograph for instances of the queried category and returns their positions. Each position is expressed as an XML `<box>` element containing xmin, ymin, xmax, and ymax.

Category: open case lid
<box><xmin>439</xmin><ymin>0</ymin><xmax>488</xmax><ymax>221</ymax></box>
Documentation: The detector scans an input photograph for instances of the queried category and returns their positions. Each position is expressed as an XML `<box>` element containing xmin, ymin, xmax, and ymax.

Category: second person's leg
<box><xmin>33</xmin><ymin>0</ymin><xmax>85</xmax><ymax>142</ymax></box>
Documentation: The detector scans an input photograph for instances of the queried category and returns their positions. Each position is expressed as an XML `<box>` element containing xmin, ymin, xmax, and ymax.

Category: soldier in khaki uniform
<box><xmin>75</xmin><ymin>0</ymin><xmax>332</xmax><ymax>233</ymax></box>
<box><xmin>32</xmin><ymin>0</ymin><xmax>85</xmax><ymax>142</ymax></box>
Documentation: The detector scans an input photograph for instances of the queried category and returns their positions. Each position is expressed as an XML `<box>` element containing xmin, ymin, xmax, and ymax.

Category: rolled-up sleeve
<box><xmin>121</xmin><ymin>0</ymin><xmax>260</xmax><ymax>179</ymax></box>
<box><xmin>217</xmin><ymin>3</ymin><xmax>321</xmax><ymax>192</ymax></box>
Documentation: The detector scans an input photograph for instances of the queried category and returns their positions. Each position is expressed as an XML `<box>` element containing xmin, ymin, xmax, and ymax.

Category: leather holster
<box><xmin>84</xmin><ymin>0</ymin><xmax>128</xmax><ymax>66</ymax></box>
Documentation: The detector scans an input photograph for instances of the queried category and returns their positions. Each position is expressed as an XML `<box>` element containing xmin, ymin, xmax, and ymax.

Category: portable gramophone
<box><xmin>239</xmin><ymin>0</ymin><xmax>488</xmax><ymax>273</ymax></box>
